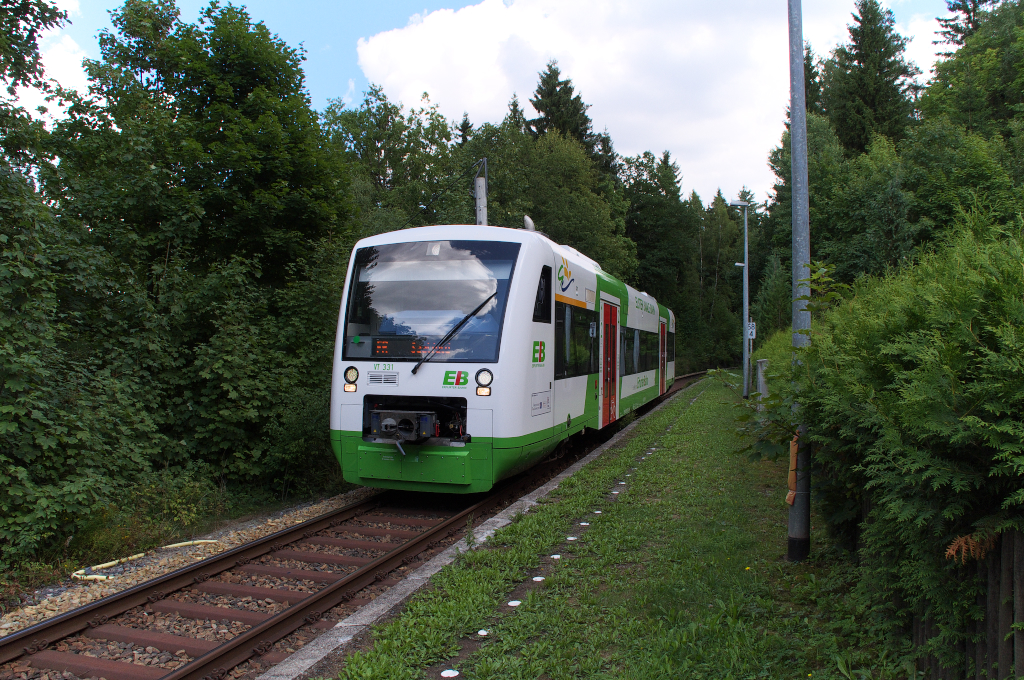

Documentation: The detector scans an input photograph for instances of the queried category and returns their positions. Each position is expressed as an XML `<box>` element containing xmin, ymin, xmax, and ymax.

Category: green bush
<box><xmin>69</xmin><ymin>465</ymin><xmax>223</xmax><ymax>564</ymax></box>
<box><xmin>746</xmin><ymin>213</ymin><xmax>1024</xmax><ymax>667</ymax></box>
<box><xmin>751</xmin><ymin>327</ymin><xmax>793</xmax><ymax>376</ymax></box>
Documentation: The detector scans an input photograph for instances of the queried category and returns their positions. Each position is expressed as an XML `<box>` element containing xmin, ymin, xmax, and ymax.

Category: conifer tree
<box><xmin>457</xmin><ymin>112</ymin><xmax>472</xmax><ymax>145</ymax></box>
<box><xmin>655</xmin><ymin>151</ymin><xmax>681</xmax><ymax>200</ymax></box>
<box><xmin>528</xmin><ymin>60</ymin><xmax>593</xmax><ymax>146</ymax></box>
<box><xmin>805</xmin><ymin>44</ymin><xmax>823</xmax><ymax>115</ymax></box>
<box><xmin>506</xmin><ymin>93</ymin><xmax>527</xmax><ymax>132</ymax></box>
<box><xmin>821</xmin><ymin>0</ymin><xmax>920</xmax><ymax>154</ymax></box>
<box><xmin>936</xmin><ymin>0</ymin><xmax>998</xmax><ymax>51</ymax></box>
<box><xmin>591</xmin><ymin>129</ymin><xmax>619</xmax><ymax>177</ymax></box>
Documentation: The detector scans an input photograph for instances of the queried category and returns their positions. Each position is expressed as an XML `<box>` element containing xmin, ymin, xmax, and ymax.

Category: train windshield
<box><xmin>343</xmin><ymin>240</ymin><xmax>521</xmax><ymax>362</ymax></box>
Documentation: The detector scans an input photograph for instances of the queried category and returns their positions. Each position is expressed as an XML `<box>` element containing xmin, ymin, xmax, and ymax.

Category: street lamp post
<box><xmin>731</xmin><ymin>200</ymin><xmax>750</xmax><ymax>399</ymax></box>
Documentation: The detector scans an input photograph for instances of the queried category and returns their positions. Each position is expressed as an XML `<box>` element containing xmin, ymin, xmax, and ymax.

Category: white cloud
<box><xmin>341</xmin><ymin>77</ymin><xmax>356</xmax><ymax>107</ymax></box>
<box><xmin>15</xmin><ymin>32</ymin><xmax>90</xmax><ymax>120</ymax></box>
<box><xmin>14</xmin><ymin>0</ymin><xmax>89</xmax><ymax>120</ymax></box>
<box><xmin>900</xmin><ymin>13</ymin><xmax>944</xmax><ymax>80</ymax></box>
<box><xmin>357</xmin><ymin>0</ymin><xmax>942</xmax><ymax>205</ymax></box>
<box><xmin>29</xmin><ymin>0</ymin><xmax>88</xmax><ymax>105</ymax></box>
<box><xmin>52</xmin><ymin>0</ymin><xmax>81</xmax><ymax>16</ymax></box>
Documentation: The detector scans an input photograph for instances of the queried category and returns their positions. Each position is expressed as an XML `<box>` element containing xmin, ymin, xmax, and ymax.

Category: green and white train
<box><xmin>330</xmin><ymin>225</ymin><xmax>676</xmax><ymax>493</ymax></box>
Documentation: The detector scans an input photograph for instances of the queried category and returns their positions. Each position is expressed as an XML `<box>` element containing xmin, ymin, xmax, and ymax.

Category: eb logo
<box><xmin>443</xmin><ymin>371</ymin><xmax>469</xmax><ymax>386</ymax></box>
<box><xmin>532</xmin><ymin>341</ymin><xmax>546</xmax><ymax>363</ymax></box>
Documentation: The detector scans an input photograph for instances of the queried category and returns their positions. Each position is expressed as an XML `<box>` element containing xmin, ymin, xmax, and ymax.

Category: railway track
<box><xmin>0</xmin><ymin>372</ymin><xmax>705</xmax><ymax>680</ymax></box>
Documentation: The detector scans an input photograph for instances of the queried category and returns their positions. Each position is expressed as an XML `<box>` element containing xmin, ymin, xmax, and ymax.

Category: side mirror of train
<box><xmin>589</xmin><ymin>322</ymin><xmax>597</xmax><ymax>338</ymax></box>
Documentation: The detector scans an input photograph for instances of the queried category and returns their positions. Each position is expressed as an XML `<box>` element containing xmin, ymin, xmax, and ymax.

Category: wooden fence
<box><xmin>914</xmin><ymin>531</ymin><xmax>1024</xmax><ymax>679</ymax></box>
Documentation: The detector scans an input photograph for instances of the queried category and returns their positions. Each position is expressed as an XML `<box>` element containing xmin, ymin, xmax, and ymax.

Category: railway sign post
<box><xmin>788</xmin><ymin>0</ymin><xmax>812</xmax><ymax>563</ymax></box>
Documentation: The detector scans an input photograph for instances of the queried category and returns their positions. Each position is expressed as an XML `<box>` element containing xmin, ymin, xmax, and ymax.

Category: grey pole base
<box><xmin>787</xmin><ymin>537</ymin><xmax>810</xmax><ymax>562</ymax></box>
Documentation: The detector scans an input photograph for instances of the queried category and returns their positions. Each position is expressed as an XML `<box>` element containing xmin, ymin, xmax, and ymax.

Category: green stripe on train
<box><xmin>330</xmin><ymin>371</ymin><xmax>674</xmax><ymax>494</ymax></box>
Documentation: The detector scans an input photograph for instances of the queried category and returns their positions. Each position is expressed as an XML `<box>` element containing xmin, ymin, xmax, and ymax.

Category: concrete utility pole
<box><xmin>731</xmin><ymin>200</ymin><xmax>750</xmax><ymax>398</ymax></box>
<box><xmin>788</xmin><ymin>0</ymin><xmax>812</xmax><ymax>562</ymax></box>
<box><xmin>474</xmin><ymin>158</ymin><xmax>488</xmax><ymax>226</ymax></box>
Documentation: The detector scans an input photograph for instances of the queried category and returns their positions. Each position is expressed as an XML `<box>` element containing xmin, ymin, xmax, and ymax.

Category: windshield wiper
<box><xmin>411</xmin><ymin>292</ymin><xmax>497</xmax><ymax>375</ymax></box>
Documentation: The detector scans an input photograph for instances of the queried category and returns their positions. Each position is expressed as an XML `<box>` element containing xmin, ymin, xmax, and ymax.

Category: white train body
<box><xmin>330</xmin><ymin>225</ymin><xmax>675</xmax><ymax>493</ymax></box>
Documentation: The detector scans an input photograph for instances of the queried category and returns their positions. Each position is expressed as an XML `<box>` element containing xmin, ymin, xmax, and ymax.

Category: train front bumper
<box><xmin>331</xmin><ymin>431</ymin><xmax>512</xmax><ymax>494</ymax></box>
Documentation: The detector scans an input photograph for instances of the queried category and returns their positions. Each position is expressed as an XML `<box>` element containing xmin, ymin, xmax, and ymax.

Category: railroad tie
<box><xmin>271</xmin><ymin>549</ymin><xmax>373</xmax><ymax>567</ymax></box>
<box><xmin>193</xmin><ymin>581</ymin><xmax>311</xmax><ymax>604</ymax></box>
<box><xmin>84</xmin><ymin>623</ymin><xmax>218</xmax><ymax>657</ymax></box>
<box><xmin>300</xmin><ymin>537</ymin><xmax>401</xmax><ymax>552</ymax></box>
<box><xmin>149</xmin><ymin>600</ymin><xmax>272</xmax><ymax>626</ymax></box>
<box><xmin>27</xmin><ymin>650</ymin><xmax>167</xmax><ymax>680</ymax></box>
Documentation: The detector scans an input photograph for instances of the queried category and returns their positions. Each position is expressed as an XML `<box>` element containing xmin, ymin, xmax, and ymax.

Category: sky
<box><xmin>23</xmin><ymin>0</ymin><xmax>954</xmax><ymax>204</ymax></box>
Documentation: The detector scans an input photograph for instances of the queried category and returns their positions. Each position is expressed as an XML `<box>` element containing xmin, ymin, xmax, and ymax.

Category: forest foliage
<box><xmin>740</xmin><ymin>0</ymin><xmax>1024</xmax><ymax>671</ymax></box>
<box><xmin>2</xmin><ymin>9</ymin><xmax>1022</xmax><ymax>671</ymax></box>
<box><xmin>0</xmin><ymin>0</ymin><xmax>750</xmax><ymax>567</ymax></box>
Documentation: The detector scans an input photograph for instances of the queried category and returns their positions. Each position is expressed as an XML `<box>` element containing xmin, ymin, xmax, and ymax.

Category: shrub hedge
<box><xmin>749</xmin><ymin>213</ymin><xmax>1024</xmax><ymax>667</ymax></box>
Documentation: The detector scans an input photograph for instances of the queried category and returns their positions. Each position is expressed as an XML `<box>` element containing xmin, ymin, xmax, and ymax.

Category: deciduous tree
<box><xmin>0</xmin><ymin>0</ymin><xmax>65</xmax><ymax>93</ymax></box>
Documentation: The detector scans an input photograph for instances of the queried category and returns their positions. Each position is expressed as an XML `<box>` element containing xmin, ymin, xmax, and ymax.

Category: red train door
<box><xmin>603</xmin><ymin>303</ymin><xmax>618</xmax><ymax>425</ymax></box>
<box><xmin>659</xmin><ymin>321</ymin><xmax>667</xmax><ymax>394</ymax></box>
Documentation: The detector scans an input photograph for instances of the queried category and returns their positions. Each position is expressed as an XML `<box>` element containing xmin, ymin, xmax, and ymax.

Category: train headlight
<box><xmin>344</xmin><ymin>366</ymin><xmax>359</xmax><ymax>384</ymax></box>
<box><xmin>475</xmin><ymin>369</ymin><xmax>493</xmax><ymax>387</ymax></box>
<box><xmin>476</xmin><ymin>386</ymin><xmax>491</xmax><ymax>396</ymax></box>
<box><xmin>344</xmin><ymin>383</ymin><xmax>357</xmax><ymax>392</ymax></box>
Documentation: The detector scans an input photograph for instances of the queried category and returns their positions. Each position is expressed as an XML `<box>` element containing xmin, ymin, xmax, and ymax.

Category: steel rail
<box><xmin>165</xmin><ymin>474</ymin><xmax>531</xmax><ymax>680</ymax></box>
<box><xmin>3</xmin><ymin>375</ymin><xmax>704</xmax><ymax>678</ymax></box>
<box><xmin>0</xmin><ymin>493</ymin><xmax>384</xmax><ymax>665</ymax></box>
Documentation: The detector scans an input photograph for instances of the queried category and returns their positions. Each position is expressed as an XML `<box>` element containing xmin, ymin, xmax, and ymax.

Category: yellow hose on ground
<box><xmin>71</xmin><ymin>540</ymin><xmax>220</xmax><ymax>580</ymax></box>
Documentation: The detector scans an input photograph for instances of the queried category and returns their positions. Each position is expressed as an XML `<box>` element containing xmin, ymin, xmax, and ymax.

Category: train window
<box><xmin>642</xmin><ymin>330</ymin><xmax>658</xmax><ymax>372</ymax></box>
<box><xmin>555</xmin><ymin>301</ymin><xmax>597</xmax><ymax>379</ymax></box>
<box><xmin>619</xmin><ymin>327</ymin><xmax>660</xmax><ymax>376</ymax></box>
<box><xmin>668</xmin><ymin>331</ymin><xmax>676</xmax><ymax>362</ymax></box>
<box><xmin>343</xmin><ymin>240</ymin><xmax>521</xmax><ymax>362</ymax></box>
<box><xmin>637</xmin><ymin>334</ymin><xmax>644</xmax><ymax>373</ymax></box>
<box><xmin>532</xmin><ymin>266</ymin><xmax>552</xmax><ymax>323</ymax></box>
<box><xmin>620</xmin><ymin>327</ymin><xmax>634</xmax><ymax>376</ymax></box>
<box><xmin>633</xmin><ymin>329</ymin><xmax>642</xmax><ymax>373</ymax></box>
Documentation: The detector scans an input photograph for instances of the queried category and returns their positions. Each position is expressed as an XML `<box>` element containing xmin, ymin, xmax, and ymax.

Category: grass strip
<box><xmin>327</xmin><ymin>381</ymin><xmax>894</xmax><ymax>680</ymax></box>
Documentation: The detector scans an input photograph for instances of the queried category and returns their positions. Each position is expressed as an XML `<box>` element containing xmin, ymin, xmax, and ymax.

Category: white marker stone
<box><xmin>508</xmin><ymin>600</ymin><xmax>521</xmax><ymax>607</ymax></box>
<box><xmin>478</xmin><ymin>629</ymin><xmax>488</xmax><ymax>636</ymax></box>
<box><xmin>551</xmin><ymin>554</ymin><xmax>561</xmax><ymax>559</ymax></box>
<box><xmin>619</xmin><ymin>482</ymin><xmax>626</xmax><ymax>485</ymax></box>
<box><xmin>441</xmin><ymin>671</ymin><xmax>460</xmax><ymax>678</ymax></box>
<box><xmin>612</xmin><ymin>491</ymin><xmax>620</xmax><ymax>495</ymax></box>
<box><xmin>594</xmin><ymin>511</ymin><xmax>602</xmax><ymax>514</ymax></box>
<box><xmin>580</xmin><ymin>522</ymin><xmax>589</xmax><ymax>526</ymax></box>
<box><xmin>532</xmin><ymin>576</ymin><xmax>545</xmax><ymax>582</ymax></box>
<box><xmin>567</xmin><ymin>536</ymin><xmax>578</xmax><ymax>541</ymax></box>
